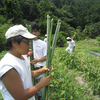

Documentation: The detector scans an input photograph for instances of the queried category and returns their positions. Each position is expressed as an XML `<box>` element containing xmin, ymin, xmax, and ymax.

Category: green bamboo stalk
<box><xmin>59</xmin><ymin>63</ymin><xmax>62</xmax><ymax>88</ymax></box>
<box><xmin>26</xmin><ymin>25</ymin><xmax>33</xmax><ymax>70</ymax></box>
<box><xmin>47</xmin><ymin>18</ymin><xmax>53</xmax><ymax>74</ymax></box>
<box><xmin>51</xmin><ymin>20</ymin><xmax>61</xmax><ymax>60</ymax></box>
<box><xmin>26</xmin><ymin>24</ymin><xmax>37</xmax><ymax>99</ymax></box>
<box><xmin>42</xmin><ymin>15</ymin><xmax>51</xmax><ymax>100</ymax></box>
<box><xmin>46</xmin><ymin>18</ymin><xmax>53</xmax><ymax>100</ymax></box>
<box><xmin>46</xmin><ymin>15</ymin><xmax>51</xmax><ymax>73</ymax></box>
<box><xmin>42</xmin><ymin>15</ymin><xmax>61</xmax><ymax>100</ymax></box>
<box><xmin>64</xmin><ymin>75</ymin><xmax>67</xmax><ymax>99</ymax></box>
<box><xmin>46</xmin><ymin>19</ymin><xmax>61</xmax><ymax>100</ymax></box>
<box><xmin>29</xmin><ymin>25</ymin><xmax>34</xmax><ymax>70</ymax></box>
<box><xmin>28</xmin><ymin>25</ymin><xmax>37</xmax><ymax>99</ymax></box>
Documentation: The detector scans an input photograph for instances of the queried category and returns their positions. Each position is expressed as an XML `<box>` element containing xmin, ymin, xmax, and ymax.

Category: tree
<box><xmin>19</xmin><ymin>0</ymin><xmax>39</xmax><ymax>21</ymax></box>
<box><xmin>2</xmin><ymin>0</ymin><xmax>22</xmax><ymax>23</ymax></box>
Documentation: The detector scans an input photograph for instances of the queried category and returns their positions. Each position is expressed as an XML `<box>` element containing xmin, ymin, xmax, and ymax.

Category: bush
<box><xmin>96</xmin><ymin>36</ymin><xmax>100</xmax><ymax>41</ymax></box>
<box><xmin>0</xmin><ymin>23</ymin><xmax>13</xmax><ymax>52</ymax></box>
<box><xmin>0</xmin><ymin>50</ymin><xmax>8</xmax><ymax>60</ymax></box>
<box><xmin>0</xmin><ymin>15</ymin><xmax>6</xmax><ymax>24</ymax></box>
<box><xmin>56</xmin><ymin>31</ymin><xmax>66</xmax><ymax>47</ymax></box>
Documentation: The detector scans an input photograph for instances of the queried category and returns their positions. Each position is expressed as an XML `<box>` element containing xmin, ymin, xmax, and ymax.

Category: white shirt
<box><xmin>0</xmin><ymin>53</ymin><xmax>35</xmax><ymax>100</ymax></box>
<box><xmin>67</xmin><ymin>40</ymin><xmax>75</xmax><ymax>47</ymax></box>
<box><xmin>33</xmin><ymin>39</ymin><xmax>47</xmax><ymax>68</ymax></box>
<box><xmin>44</xmin><ymin>38</ymin><xmax>47</xmax><ymax>43</ymax></box>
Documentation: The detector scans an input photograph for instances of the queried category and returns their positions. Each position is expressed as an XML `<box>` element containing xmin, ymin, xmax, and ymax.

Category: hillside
<box><xmin>50</xmin><ymin>39</ymin><xmax>100</xmax><ymax>100</ymax></box>
<box><xmin>0</xmin><ymin>39</ymin><xmax>100</xmax><ymax>100</ymax></box>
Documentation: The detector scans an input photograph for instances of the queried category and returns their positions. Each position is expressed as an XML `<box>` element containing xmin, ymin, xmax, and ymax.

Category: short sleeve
<box><xmin>0</xmin><ymin>65</ymin><xmax>13</xmax><ymax>78</ymax></box>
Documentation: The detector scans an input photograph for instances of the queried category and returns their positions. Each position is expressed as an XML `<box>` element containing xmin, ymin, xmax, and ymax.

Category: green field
<box><xmin>49</xmin><ymin>39</ymin><xmax>100</xmax><ymax>100</ymax></box>
<box><xmin>0</xmin><ymin>39</ymin><xmax>100</xmax><ymax>100</ymax></box>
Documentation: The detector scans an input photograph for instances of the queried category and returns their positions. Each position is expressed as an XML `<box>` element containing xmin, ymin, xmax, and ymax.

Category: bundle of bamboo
<box><xmin>42</xmin><ymin>15</ymin><xmax>61</xmax><ymax>100</ymax></box>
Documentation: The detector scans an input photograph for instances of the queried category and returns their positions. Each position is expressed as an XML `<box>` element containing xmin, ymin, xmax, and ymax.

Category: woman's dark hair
<box><xmin>6</xmin><ymin>35</ymin><xmax>24</xmax><ymax>49</ymax></box>
<box><xmin>29</xmin><ymin>22</ymin><xmax>39</xmax><ymax>31</ymax></box>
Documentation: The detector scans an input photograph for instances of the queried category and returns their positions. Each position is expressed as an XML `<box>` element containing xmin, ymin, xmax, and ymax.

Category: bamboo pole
<box><xmin>42</xmin><ymin>15</ymin><xmax>51</xmax><ymax>100</ymax></box>
<box><xmin>71</xmin><ymin>32</ymin><xmax>76</xmax><ymax>40</ymax></box>
<box><xmin>46</xmin><ymin>15</ymin><xmax>51</xmax><ymax>72</ymax></box>
<box><xmin>42</xmin><ymin>15</ymin><xmax>61</xmax><ymax>100</ymax></box>
<box><xmin>26</xmin><ymin>24</ymin><xmax>36</xmax><ymax>99</ymax></box>
<box><xmin>26</xmin><ymin>25</ymin><xmax>34</xmax><ymax>71</ymax></box>
<box><xmin>46</xmin><ymin>18</ymin><xmax>53</xmax><ymax>100</ymax></box>
<box><xmin>51</xmin><ymin>20</ymin><xmax>61</xmax><ymax>60</ymax></box>
<box><xmin>64</xmin><ymin>75</ymin><xmax>67</xmax><ymax>99</ymax></box>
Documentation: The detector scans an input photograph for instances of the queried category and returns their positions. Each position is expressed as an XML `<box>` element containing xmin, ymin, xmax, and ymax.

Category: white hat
<box><xmin>66</xmin><ymin>37</ymin><xmax>71</xmax><ymax>40</ymax></box>
<box><xmin>5</xmin><ymin>25</ymin><xmax>36</xmax><ymax>39</ymax></box>
<box><xmin>45</xmin><ymin>34</ymin><xmax>47</xmax><ymax>37</ymax></box>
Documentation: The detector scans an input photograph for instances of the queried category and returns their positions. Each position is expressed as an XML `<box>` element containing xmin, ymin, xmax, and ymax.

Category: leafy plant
<box><xmin>96</xmin><ymin>36</ymin><xmax>100</xmax><ymax>41</ymax></box>
<box><xmin>56</xmin><ymin>31</ymin><xmax>66</xmax><ymax>47</ymax></box>
<box><xmin>0</xmin><ymin>23</ymin><xmax>13</xmax><ymax>52</ymax></box>
<box><xmin>0</xmin><ymin>50</ymin><xmax>8</xmax><ymax>60</ymax></box>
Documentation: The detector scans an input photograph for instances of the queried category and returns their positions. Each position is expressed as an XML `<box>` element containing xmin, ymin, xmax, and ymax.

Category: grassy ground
<box><xmin>0</xmin><ymin>39</ymin><xmax>100</xmax><ymax>100</ymax></box>
<box><xmin>49</xmin><ymin>39</ymin><xmax>100</xmax><ymax>100</ymax></box>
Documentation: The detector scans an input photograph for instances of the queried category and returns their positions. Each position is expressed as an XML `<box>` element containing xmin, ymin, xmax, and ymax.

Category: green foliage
<box><xmin>0</xmin><ymin>15</ymin><xmax>6</xmax><ymax>24</ymax></box>
<box><xmin>56</xmin><ymin>31</ymin><xmax>66</xmax><ymax>47</ymax></box>
<box><xmin>0</xmin><ymin>93</ymin><xmax>3</xmax><ymax>100</ymax></box>
<box><xmin>0</xmin><ymin>50</ymin><xmax>8</xmax><ymax>59</ymax></box>
<box><xmin>0</xmin><ymin>23</ymin><xmax>13</xmax><ymax>52</ymax></box>
<box><xmin>35</xmin><ymin>0</ymin><xmax>74</xmax><ymax>36</ymax></box>
<box><xmin>49</xmin><ymin>48</ymin><xmax>93</xmax><ymax>99</ymax></box>
<box><xmin>48</xmin><ymin>39</ymin><xmax>100</xmax><ymax>99</ymax></box>
<box><xmin>96</xmin><ymin>36</ymin><xmax>100</xmax><ymax>41</ymax></box>
<box><xmin>83</xmin><ymin>22</ymin><xmax>100</xmax><ymax>38</ymax></box>
<box><xmin>69</xmin><ymin>0</ymin><xmax>100</xmax><ymax>30</ymax></box>
<box><xmin>92</xmin><ymin>82</ymin><xmax>100</xmax><ymax>95</ymax></box>
<box><xmin>75</xmin><ymin>27</ymin><xmax>85</xmax><ymax>41</ymax></box>
<box><xmin>96</xmin><ymin>36</ymin><xmax>100</xmax><ymax>46</ymax></box>
<box><xmin>1</xmin><ymin>0</ymin><xmax>23</xmax><ymax>23</ymax></box>
<box><xmin>19</xmin><ymin>0</ymin><xmax>39</xmax><ymax>21</ymax></box>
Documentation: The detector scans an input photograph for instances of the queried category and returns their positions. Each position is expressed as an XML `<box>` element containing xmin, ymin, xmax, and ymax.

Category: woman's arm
<box><xmin>1</xmin><ymin>68</ymin><xmax>50</xmax><ymax>100</ymax></box>
<box><xmin>31</xmin><ymin>65</ymin><xmax>50</xmax><ymax>78</ymax></box>
<box><xmin>73</xmin><ymin>46</ymin><xmax>75</xmax><ymax>52</ymax></box>
<box><xmin>30</xmin><ymin>56</ymin><xmax>46</xmax><ymax>65</ymax></box>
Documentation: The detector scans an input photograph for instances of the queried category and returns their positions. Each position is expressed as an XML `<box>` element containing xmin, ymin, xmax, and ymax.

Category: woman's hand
<box><xmin>30</xmin><ymin>58</ymin><xmax>38</xmax><ymax>65</ymax></box>
<box><xmin>41</xmin><ymin>65</ymin><xmax>51</xmax><ymax>74</ymax></box>
<box><xmin>40</xmin><ymin>75</ymin><xmax>51</xmax><ymax>87</ymax></box>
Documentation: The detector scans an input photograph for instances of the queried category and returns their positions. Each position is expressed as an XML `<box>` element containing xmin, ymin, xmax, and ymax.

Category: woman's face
<box><xmin>32</xmin><ymin>29</ymin><xmax>39</xmax><ymax>37</ymax></box>
<box><xmin>13</xmin><ymin>38</ymin><xmax>31</xmax><ymax>55</ymax></box>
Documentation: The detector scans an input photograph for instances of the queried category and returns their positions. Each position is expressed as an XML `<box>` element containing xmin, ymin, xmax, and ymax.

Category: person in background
<box><xmin>66</xmin><ymin>37</ymin><xmax>75</xmax><ymax>55</ymax></box>
<box><xmin>44</xmin><ymin>34</ymin><xmax>47</xmax><ymax>43</ymax></box>
<box><xmin>29</xmin><ymin>22</ymin><xmax>47</xmax><ymax>100</ymax></box>
<box><xmin>0</xmin><ymin>25</ymin><xmax>51</xmax><ymax>100</ymax></box>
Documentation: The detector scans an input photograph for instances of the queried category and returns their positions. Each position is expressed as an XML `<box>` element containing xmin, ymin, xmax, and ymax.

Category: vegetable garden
<box><xmin>0</xmin><ymin>39</ymin><xmax>100</xmax><ymax>100</ymax></box>
<box><xmin>48</xmin><ymin>39</ymin><xmax>100</xmax><ymax>100</ymax></box>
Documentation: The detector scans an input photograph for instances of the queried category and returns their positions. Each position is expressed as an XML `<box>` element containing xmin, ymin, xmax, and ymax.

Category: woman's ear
<box><xmin>12</xmin><ymin>41</ymin><xmax>17</xmax><ymax>47</ymax></box>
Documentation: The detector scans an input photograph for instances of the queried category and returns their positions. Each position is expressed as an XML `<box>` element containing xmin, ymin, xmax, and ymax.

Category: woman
<box><xmin>0</xmin><ymin>25</ymin><xmax>51</xmax><ymax>100</ymax></box>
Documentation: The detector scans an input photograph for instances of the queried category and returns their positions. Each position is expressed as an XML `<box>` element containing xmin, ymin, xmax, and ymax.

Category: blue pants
<box><xmin>35</xmin><ymin>74</ymin><xmax>45</xmax><ymax>97</ymax></box>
